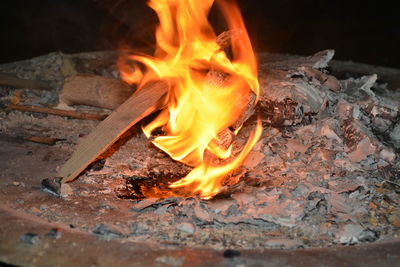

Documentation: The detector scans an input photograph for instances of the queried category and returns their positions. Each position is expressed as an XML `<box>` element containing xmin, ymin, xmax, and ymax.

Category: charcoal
<box><xmin>131</xmin><ymin>222</ymin><xmax>150</xmax><ymax>235</ymax></box>
<box><xmin>92</xmin><ymin>224</ymin><xmax>125</xmax><ymax>240</ymax></box>
<box><xmin>358</xmin><ymin>229</ymin><xmax>379</xmax><ymax>242</ymax></box>
<box><xmin>223</xmin><ymin>249</ymin><xmax>241</xmax><ymax>258</ymax></box>
<box><xmin>41</xmin><ymin>177</ymin><xmax>62</xmax><ymax>197</ymax></box>
<box><xmin>45</xmin><ymin>228</ymin><xmax>62</xmax><ymax>239</ymax></box>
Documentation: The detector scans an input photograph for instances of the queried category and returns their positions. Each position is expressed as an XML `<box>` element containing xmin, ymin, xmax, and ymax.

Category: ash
<box><xmin>0</xmin><ymin>50</ymin><xmax>399</xmax><ymax>250</ymax></box>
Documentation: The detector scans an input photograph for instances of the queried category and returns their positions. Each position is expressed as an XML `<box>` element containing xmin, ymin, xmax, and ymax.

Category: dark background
<box><xmin>0</xmin><ymin>0</ymin><xmax>399</xmax><ymax>68</ymax></box>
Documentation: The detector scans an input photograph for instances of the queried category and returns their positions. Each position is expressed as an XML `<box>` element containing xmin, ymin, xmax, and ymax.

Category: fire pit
<box><xmin>1</xmin><ymin>0</ymin><xmax>400</xmax><ymax>266</ymax></box>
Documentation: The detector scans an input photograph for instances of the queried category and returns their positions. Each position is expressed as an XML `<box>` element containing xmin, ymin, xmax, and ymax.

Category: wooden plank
<box><xmin>8</xmin><ymin>104</ymin><xmax>108</xmax><ymax>121</ymax></box>
<box><xmin>59</xmin><ymin>81</ymin><xmax>168</xmax><ymax>183</ymax></box>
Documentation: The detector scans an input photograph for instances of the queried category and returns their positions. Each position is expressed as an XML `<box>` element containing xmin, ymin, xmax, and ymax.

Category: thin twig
<box><xmin>7</xmin><ymin>104</ymin><xmax>108</xmax><ymax>121</ymax></box>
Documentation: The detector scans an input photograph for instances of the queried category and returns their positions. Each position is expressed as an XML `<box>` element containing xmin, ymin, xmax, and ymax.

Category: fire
<box><xmin>120</xmin><ymin>0</ymin><xmax>262</xmax><ymax>199</ymax></box>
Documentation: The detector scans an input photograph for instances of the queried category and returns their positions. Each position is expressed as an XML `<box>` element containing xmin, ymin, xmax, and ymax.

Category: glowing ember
<box><xmin>120</xmin><ymin>0</ymin><xmax>262</xmax><ymax>199</ymax></box>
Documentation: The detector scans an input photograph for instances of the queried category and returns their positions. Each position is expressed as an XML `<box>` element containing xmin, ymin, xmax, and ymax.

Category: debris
<box><xmin>92</xmin><ymin>224</ymin><xmax>125</xmax><ymax>240</ymax></box>
<box><xmin>389</xmin><ymin>122</ymin><xmax>400</xmax><ymax>148</ymax></box>
<box><xmin>2</xmin><ymin>49</ymin><xmax>400</xmax><ymax>250</ymax></box>
<box><xmin>20</xmin><ymin>233</ymin><xmax>39</xmax><ymax>244</ymax></box>
<box><xmin>131</xmin><ymin>198</ymin><xmax>160</xmax><ymax>211</ymax></box>
<box><xmin>379</xmin><ymin>148</ymin><xmax>396</xmax><ymax>164</ymax></box>
<box><xmin>300</xmin><ymin>66</ymin><xmax>341</xmax><ymax>92</ymax></box>
<box><xmin>45</xmin><ymin>228</ymin><xmax>62</xmax><ymax>239</ymax></box>
<box><xmin>155</xmin><ymin>256</ymin><xmax>184</xmax><ymax>267</ymax></box>
<box><xmin>26</xmin><ymin>136</ymin><xmax>62</xmax><ymax>145</ymax></box>
<box><xmin>193</xmin><ymin>202</ymin><xmax>213</xmax><ymax>223</ymax></box>
<box><xmin>8</xmin><ymin>103</ymin><xmax>107</xmax><ymax>121</ymax></box>
<box><xmin>348</xmin><ymin>137</ymin><xmax>376</xmax><ymax>163</ymax></box>
<box><xmin>131</xmin><ymin>222</ymin><xmax>150</xmax><ymax>235</ymax></box>
<box><xmin>258</xmin><ymin>69</ymin><xmax>327</xmax><ymax>126</ymax></box>
<box><xmin>243</xmin><ymin>151</ymin><xmax>264</xmax><ymax>168</ymax></box>
<box><xmin>264</xmin><ymin>238</ymin><xmax>304</xmax><ymax>249</ymax></box>
<box><xmin>177</xmin><ymin>222</ymin><xmax>195</xmax><ymax>234</ymax></box>
<box><xmin>41</xmin><ymin>177</ymin><xmax>62</xmax><ymax>197</ymax></box>
<box><xmin>336</xmin><ymin>224</ymin><xmax>377</xmax><ymax>245</ymax></box>
<box><xmin>60</xmin><ymin>183</ymin><xmax>73</xmax><ymax>198</ymax></box>
<box><xmin>327</xmin><ymin>193</ymin><xmax>354</xmax><ymax>214</ymax></box>
<box><xmin>223</xmin><ymin>249</ymin><xmax>241</xmax><ymax>258</ymax></box>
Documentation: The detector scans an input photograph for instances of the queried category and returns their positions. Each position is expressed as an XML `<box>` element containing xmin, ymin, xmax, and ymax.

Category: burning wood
<box><xmin>1</xmin><ymin>0</ymin><xmax>400</xmax><ymax>254</ymax></box>
<box><xmin>58</xmin><ymin>81</ymin><xmax>168</xmax><ymax>183</ymax></box>
<box><xmin>117</xmin><ymin>0</ymin><xmax>262</xmax><ymax>199</ymax></box>
<box><xmin>59</xmin><ymin>0</ymin><xmax>263</xmax><ymax>199</ymax></box>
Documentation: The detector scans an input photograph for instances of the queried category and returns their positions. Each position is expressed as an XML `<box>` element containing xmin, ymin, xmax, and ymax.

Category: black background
<box><xmin>0</xmin><ymin>0</ymin><xmax>399</xmax><ymax>68</ymax></box>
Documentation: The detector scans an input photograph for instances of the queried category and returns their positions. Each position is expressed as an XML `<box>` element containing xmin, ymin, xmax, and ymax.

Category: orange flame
<box><xmin>120</xmin><ymin>0</ymin><xmax>262</xmax><ymax>199</ymax></box>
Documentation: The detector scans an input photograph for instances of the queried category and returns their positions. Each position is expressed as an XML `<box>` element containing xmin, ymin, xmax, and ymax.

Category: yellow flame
<box><xmin>120</xmin><ymin>0</ymin><xmax>262</xmax><ymax>199</ymax></box>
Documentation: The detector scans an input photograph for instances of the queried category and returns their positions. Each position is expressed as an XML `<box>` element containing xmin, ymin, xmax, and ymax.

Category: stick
<box><xmin>329</xmin><ymin>60</ymin><xmax>400</xmax><ymax>90</ymax></box>
<box><xmin>59</xmin><ymin>81</ymin><xmax>168</xmax><ymax>183</ymax></box>
<box><xmin>7</xmin><ymin>104</ymin><xmax>108</xmax><ymax>121</ymax></box>
<box><xmin>0</xmin><ymin>73</ymin><xmax>51</xmax><ymax>90</ymax></box>
<box><xmin>26</xmin><ymin>136</ymin><xmax>62</xmax><ymax>145</ymax></box>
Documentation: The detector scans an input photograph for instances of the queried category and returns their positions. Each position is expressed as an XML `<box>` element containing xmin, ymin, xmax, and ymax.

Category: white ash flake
<box><xmin>1</xmin><ymin>50</ymin><xmax>399</xmax><ymax>249</ymax></box>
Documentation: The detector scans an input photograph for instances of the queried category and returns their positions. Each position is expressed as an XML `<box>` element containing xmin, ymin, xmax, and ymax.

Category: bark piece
<box><xmin>58</xmin><ymin>81</ymin><xmax>168</xmax><ymax>183</ymax></box>
<box><xmin>299</xmin><ymin>66</ymin><xmax>341</xmax><ymax>92</ymax></box>
<box><xmin>59</xmin><ymin>74</ymin><xmax>133</xmax><ymax>110</ymax></box>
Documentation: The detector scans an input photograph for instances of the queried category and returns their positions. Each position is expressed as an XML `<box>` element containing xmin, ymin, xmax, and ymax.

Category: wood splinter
<box><xmin>58</xmin><ymin>81</ymin><xmax>168</xmax><ymax>183</ymax></box>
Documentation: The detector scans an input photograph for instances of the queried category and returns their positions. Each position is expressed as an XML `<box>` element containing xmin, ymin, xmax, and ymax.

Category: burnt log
<box><xmin>58</xmin><ymin>74</ymin><xmax>133</xmax><ymax>110</ymax></box>
<box><xmin>257</xmin><ymin>66</ymin><xmax>330</xmax><ymax>126</ymax></box>
<box><xmin>58</xmin><ymin>81</ymin><xmax>168</xmax><ymax>183</ymax></box>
